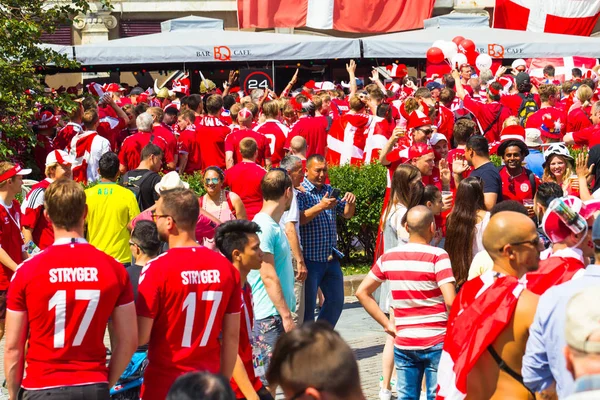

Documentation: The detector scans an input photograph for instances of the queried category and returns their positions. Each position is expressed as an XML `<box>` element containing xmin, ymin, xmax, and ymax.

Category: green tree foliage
<box><xmin>0</xmin><ymin>0</ymin><xmax>102</xmax><ymax>162</ymax></box>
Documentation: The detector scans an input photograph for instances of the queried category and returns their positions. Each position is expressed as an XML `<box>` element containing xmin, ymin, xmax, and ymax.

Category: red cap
<box><xmin>238</xmin><ymin>108</ymin><xmax>253</xmax><ymax>119</ymax></box>
<box><xmin>499</xmin><ymin>125</ymin><xmax>526</xmax><ymax>143</ymax></box>
<box><xmin>103</xmin><ymin>83</ymin><xmax>125</xmax><ymax>93</ymax></box>
<box><xmin>36</xmin><ymin>110</ymin><xmax>58</xmax><ymax>130</ymax></box>
<box><xmin>407</xmin><ymin>142</ymin><xmax>434</xmax><ymax>161</ymax></box>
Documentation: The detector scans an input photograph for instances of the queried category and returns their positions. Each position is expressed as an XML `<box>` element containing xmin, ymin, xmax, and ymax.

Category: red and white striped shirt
<box><xmin>370</xmin><ymin>243</ymin><xmax>455</xmax><ymax>350</ymax></box>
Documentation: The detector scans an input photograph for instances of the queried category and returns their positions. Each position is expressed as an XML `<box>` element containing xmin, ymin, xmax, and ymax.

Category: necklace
<box><xmin>204</xmin><ymin>190</ymin><xmax>225</xmax><ymax>222</ymax></box>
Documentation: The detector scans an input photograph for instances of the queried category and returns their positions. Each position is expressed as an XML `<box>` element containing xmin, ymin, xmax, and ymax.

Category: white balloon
<box><xmin>451</xmin><ymin>53</ymin><xmax>468</xmax><ymax>68</ymax></box>
<box><xmin>441</xmin><ymin>41</ymin><xmax>458</xmax><ymax>61</ymax></box>
<box><xmin>432</xmin><ymin>40</ymin><xmax>446</xmax><ymax>49</ymax></box>
<box><xmin>475</xmin><ymin>53</ymin><xmax>493</xmax><ymax>71</ymax></box>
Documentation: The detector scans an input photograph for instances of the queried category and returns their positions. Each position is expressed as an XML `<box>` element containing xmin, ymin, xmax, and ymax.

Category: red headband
<box><xmin>488</xmin><ymin>85</ymin><xmax>500</xmax><ymax>96</ymax></box>
<box><xmin>0</xmin><ymin>165</ymin><xmax>20</xmax><ymax>183</ymax></box>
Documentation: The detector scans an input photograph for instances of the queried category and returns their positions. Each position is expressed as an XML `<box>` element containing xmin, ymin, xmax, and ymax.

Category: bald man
<box><xmin>289</xmin><ymin>136</ymin><xmax>307</xmax><ymax>160</ymax></box>
<box><xmin>437</xmin><ymin>212</ymin><xmax>542</xmax><ymax>400</ymax></box>
<box><xmin>357</xmin><ymin>206</ymin><xmax>455</xmax><ymax>400</ymax></box>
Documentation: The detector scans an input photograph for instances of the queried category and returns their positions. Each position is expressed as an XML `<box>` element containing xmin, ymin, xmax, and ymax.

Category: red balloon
<box><xmin>467</xmin><ymin>51</ymin><xmax>480</xmax><ymax>66</ymax></box>
<box><xmin>452</xmin><ymin>36</ymin><xmax>465</xmax><ymax>46</ymax></box>
<box><xmin>459</xmin><ymin>39</ymin><xmax>476</xmax><ymax>55</ymax></box>
<box><xmin>426</xmin><ymin>47</ymin><xmax>445</xmax><ymax>64</ymax></box>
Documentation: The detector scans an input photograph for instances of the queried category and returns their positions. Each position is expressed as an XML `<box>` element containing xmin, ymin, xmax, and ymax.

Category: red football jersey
<box><xmin>224</xmin><ymin>128</ymin><xmax>272</xmax><ymax>167</ymax></box>
<box><xmin>254</xmin><ymin>119</ymin><xmax>289</xmax><ymax>166</ymax></box>
<box><xmin>499</xmin><ymin>166</ymin><xmax>541</xmax><ymax>203</ymax></box>
<box><xmin>178</xmin><ymin>128</ymin><xmax>203</xmax><ymax>174</ymax></box>
<box><xmin>34</xmin><ymin>134</ymin><xmax>54</xmax><ymax>174</ymax></box>
<box><xmin>195</xmin><ymin>116</ymin><xmax>231</xmax><ymax>170</ymax></box>
<box><xmin>7</xmin><ymin>239</ymin><xmax>133</xmax><ymax>389</ymax></box>
<box><xmin>500</xmin><ymin>93</ymin><xmax>541</xmax><ymax>116</ymax></box>
<box><xmin>21</xmin><ymin>178</ymin><xmax>54</xmax><ymax>250</ymax></box>
<box><xmin>230</xmin><ymin>284</ymin><xmax>263</xmax><ymax>397</ymax></box>
<box><xmin>526</xmin><ymin>107</ymin><xmax>565</xmax><ymax>134</ymax></box>
<box><xmin>152</xmin><ymin>125</ymin><xmax>177</xmax><ymax>165</ymax></box>
<box><xmin>224</xmin><ymin>162</ymin><xmax>266</xmax><ymax>221</ymax></box>
<box><xmin>0</xmin><ymin>199</ymin><xmax>23</xmax><ymax>290</ymax></box>
<box><xmin>286</xmin><ymin>116</ymin><xmax>329</xmax><ymax>158</ymax></box>
<box><xmin>54</xmin><ymin>123</ymin><xmax>82</xmax><ymax>152</ymax></box>
<box><xmin>118</xmin><ymin>132</ymin><xmax>170</xmax><ymax>172</ymax></box>
<box><xmin>136</xmin><ymin>247</ymin><xmax>242</xmax><ymax>400</ymax></box>
<box><xmin>567</xmin><ymin>107</ymin><xmax>592</xmax><ymax>133</ymax></box>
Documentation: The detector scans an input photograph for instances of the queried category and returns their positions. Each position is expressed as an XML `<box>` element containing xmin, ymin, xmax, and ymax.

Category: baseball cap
<box><xmin>407</xmin><ymin>143</ymin><xmax>434</xmax><ymax>161</ymax></box>
<box><xmin>566</xmin><ymin>286</ymin><xmax>600</xmax><ymax>353</ymax></box>
<box><xmin>0</xmin><ymin>164</ymin><xmax>31</xmax><ymax>183</ymax></box>
<box><xmin>130</xmin><ymin>87</ymin><xmax>144</xmax><ymax>96</ymax></box>
<box><xmin>516</xmin><ymin>72</ymin><xmax>531</xmax><ymax>87</ymax></box>
<box><xmin>511</xmin><ymin>59</ymin><xmax>527</xmax><ymax>71</ymax></box>
<box><xmin>429</xmin><ymin>132</ymin><xmax>448</xmax><ymax>146</ymax></box>
<box><xmin>45</xmin><ymin>150</ymin><xmax>74</xmax><ymax>167</ymax></box>
<box><xmin>155</xmin><ymin>171</ymin><xmax>190</xmax><ymax>194</ymax></box>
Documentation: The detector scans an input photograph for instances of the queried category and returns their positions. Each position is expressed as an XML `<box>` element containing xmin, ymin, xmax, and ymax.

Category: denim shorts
<box><xmin>394</xmin><ymin>342</ymin><xmax>443</xmax><ymax>400</ymax></box>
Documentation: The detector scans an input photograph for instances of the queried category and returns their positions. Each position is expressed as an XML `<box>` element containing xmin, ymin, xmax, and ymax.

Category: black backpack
<box><xmin>517</xmin><ymin>93</ymin><xmax>539</xmax><ymax>127</ymax></box>
<box><xmin>121</xmin><ymin>170</ymin><xmax>154</xmax><ymax>210</ymax></box>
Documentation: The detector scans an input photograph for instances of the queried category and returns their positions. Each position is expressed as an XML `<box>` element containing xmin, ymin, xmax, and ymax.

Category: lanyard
<box><xmin>2</xmin><ymin>203</ymin><xmax>23</xmax><ymax>241</ymax></box>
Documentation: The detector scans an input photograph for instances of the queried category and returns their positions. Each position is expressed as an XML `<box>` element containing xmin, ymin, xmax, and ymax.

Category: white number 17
<box><xmin>181</xmin><ymin>291</ymin><xmax>223</xmax><ymax>348</ymax></box>
<box><xmin>48</xmin><ymin>289</ymin><xmax>100</xmax><ymax>349</ymax></box>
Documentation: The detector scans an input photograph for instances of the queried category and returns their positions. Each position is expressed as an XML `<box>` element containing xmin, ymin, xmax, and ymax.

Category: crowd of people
<box><xmin>1</xmin><ymin>56</ymin><xmax>600</xmax><ymax>400</ymax></box>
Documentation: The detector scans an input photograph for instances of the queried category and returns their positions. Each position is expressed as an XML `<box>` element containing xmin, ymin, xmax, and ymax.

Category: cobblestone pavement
<box><xmin>0</xmin><ymin>297</ymin><xmax>396</xmax><ymax>400</ymax></box>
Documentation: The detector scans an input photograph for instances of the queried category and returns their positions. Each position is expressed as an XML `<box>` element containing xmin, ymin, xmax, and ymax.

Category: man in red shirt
<box><xmin>147</xmin><ymin>106</ymin><xmax>177</xmax><ymax>170</ymax></box>
<box><xmin>214</xmin><ymin>220</ymin><xmax>274</xmax><ymax>400</ymax></box>
<box><xmin>286</xmin><ymin>96</ymin><xmax>329</xmax><ymax>158</ymax></box>
<box><xmin>194</xmin><ymin>95</ymin><xmax>231</xmax><ymax>170</ymax></box>
<box><xmin>136</xmin><ymin>188</ymin><xmax>241</xmax><ymax>400</ymax></box>
<box><xmin>22</xmin><ymin>150</ymin><xmax>73</xmax><ymax>251</ymax></box>
<box><xmin>54</xmin><ymin>103</ymin><xmax>83</xmax><ymax>152</ymax></box>
<box><xmin>500</xmin><ymin>72</ymin><xmax>541</xmax><ymax>117</ymax></box>
<box><xmin>564</xmin><ymin>101</ymin><xmax>600</xmax><ymax>148</ymax></box>
<box><xmin>453</xmin><ymin>70</ymin><xmax>512</xmax><ymax>143</ymax></box>
<box><xmin>0</xmin><ymin>162</ymin><xmax>30</xmax><ymax>341</ymax></box>
<box><xmin>255</xmin><ymin>100</ymin><xmax>290</xmax><ymax>166</ymax></box>
<box><xmin>5</xmin><ymin>179</ymin><xmax>137</xmax><ymax>399</ymax></box>
<box><xmin>119</xmin><ymin>112</ymin><xmax>170</xmax><ymax>173</ymax></box>
<box><xmin>447</xmin><ymin>119</ymin><xmax>476</xmax><ymax>184</ymax></box>
<box><xmin>225</xmin><ymin>108</ymin><xmax>271</xmax><ymax>169</ymax></box>
<box><xmin>496</xmin><ymin>126</ymin><xmax>541</xmax><ymax>204</ymax></box>
<box><xmin>33</xmin><ymin>108</ymin><xmax>58</xmax><ymax>174</ymax></box>
<box><xmin>225</xmin><ymin>138</ymin><xmax>267</xmax><ymax>221</ymax></box>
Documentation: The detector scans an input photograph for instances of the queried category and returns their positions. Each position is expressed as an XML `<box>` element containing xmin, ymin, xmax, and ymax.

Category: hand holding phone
<box><xmin>330</xmin><ymin>188</ymin><xmax>341</xmax><ymax>199</ymax></box>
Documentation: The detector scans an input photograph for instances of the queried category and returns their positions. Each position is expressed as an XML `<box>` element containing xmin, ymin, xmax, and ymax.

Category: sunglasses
<box><xmin>418</xmin><ymin>128</ymin><xmax>434</xmax><ymax>135</ymax></box>
<box><xmin>498</xmin><ymin>237</ymin><xmax>541</xmax><ymax>252</ymax></box>
<box><xmin>204</xmin><ymin>178</ymin><xmax>220</xmax><ymax>185</ymax></box>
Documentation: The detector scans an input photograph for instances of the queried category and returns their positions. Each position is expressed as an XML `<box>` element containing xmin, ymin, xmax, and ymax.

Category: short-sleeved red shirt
<box><xmin>567</xmin><ymin>107</ymin><xmax>592</xmax><ymax>133</ymax></box>
<box><xmin>572</xmin><ymin>124</ymin><xmax>600</xmax><ymax>148</ymax></box>
<box><xmin>152</xmin><ymin>125</ymin><xmax>177</xmax><ymax>164</ymax></box>
<box><xmin>285</xmin><ymin>116</ymin><xmax>329</xmax><ymax>157</ymax></box>
<box><xmin>196</xmin><ymin>116</ymin><xmax>231</xmax><ymax>170</ymax></box>
<box><xmin>230</xmin><ymin>284</ymin><xmax>263</xmax><ymax>397</ymax></box>
<box><xmin>21</xmin><ymin>179</ymin><xmax>53</xmax><ymax>250</ymax></box>
<box><xmin>118</xmin><ymin>132</ymin><xmax>170</xmax><ymax>172</ymax></box>
<box><xmin>499</xmin><ymin>166</ymin><xmax>540</xmax><ymax>203</ymax></box>
<box><xmin>500</xmin><ymin>93</ymin><xmax>541</xmax><ymax>116</ymax></box>
<box><xmin>136</xmin><ymin>247</ymin><xmax>241</xmax><ymax>400</ymax></box>
<box><xmin>224</xmin><ymin>162</ymin><xmax>267</xmax><ymax>221</ymax></box>
<box><xmin>97</xmin><ymin>107</ymin><xmax>127</xmax><ymax>151</ymax></box>
<box><xmin>526</xmin><ymin>107</ymin><xmax>565</xmax><ymax>134</ymax></box>
<box><xmin>7</xmin><ymin>239</ymin><xmax>133</xmax><ymax>389</ymax></box>
<box><xmin>254</xmin><ymin>119</ymin><xmax>289</xmax><ymax>166</ymax></box>
<box><xmin>463</xmin><ymin>95</ymin><xmax>512</xmax><ymax>143</ymax></box>
<box><xmin>224</xmin><ymin>128</ymin><xmax>271</xmax><ymax>167</ymax></box>
<box><xmin>0</xmin><ymin>199</ymin><xmax>23</xmax><ymax>290</ymax></box>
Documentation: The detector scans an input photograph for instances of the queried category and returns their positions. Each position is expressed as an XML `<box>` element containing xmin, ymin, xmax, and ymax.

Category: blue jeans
<box><xmin>303</xmin><ymin>259</ymin><xmax>344</xmax><ymax>327</ymax></box>
<box><xmin>394</xmin><ymin>342</ymin><xmax>443</xmax><ymax>400</ymax></box>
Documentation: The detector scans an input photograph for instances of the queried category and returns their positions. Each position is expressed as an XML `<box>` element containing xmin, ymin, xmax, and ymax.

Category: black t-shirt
<box><xmin>122</xmin><ymin>169</ymin><xmax>161</xmax><ymax>211</ymax></box>
<box><xmin>470</xmin><ymin>161</ymin><xmax>503</xmax><ymax>202</ymax></box>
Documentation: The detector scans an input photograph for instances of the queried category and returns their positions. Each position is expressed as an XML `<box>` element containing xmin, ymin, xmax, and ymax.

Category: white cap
<box><xmin>154</xmin><ymin>171</ymin><xmax>189</xmax><ymax>194</ymax></box>
<box><xmin>429</xmin><ymin>132</ymin><xmax>448</xmax><ymax>146</ymax></box>
<box><xmin>511</xmin><ymin>59</ymin><xmax>527</xmax><ymax>70</ymax></box>
<box><xmin>566</xmin><ymin>286</ymin><xmax>600</xmax><ymax>353</ymax></box>
<box><xmin>45</xmin><ymin>150</ymin><xmax>74</xmax><ymax>167</ymax></box>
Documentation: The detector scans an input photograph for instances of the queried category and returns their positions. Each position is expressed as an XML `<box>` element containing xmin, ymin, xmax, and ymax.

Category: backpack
<box><xmin>517</xmin><ymin>93</ymin><xmax>539</xmax><ymax>127</ymax></box>
<box><xmin>121</xmin><ymin>170</ymin><xmax>155</xmax><ymax>210</ymax></box>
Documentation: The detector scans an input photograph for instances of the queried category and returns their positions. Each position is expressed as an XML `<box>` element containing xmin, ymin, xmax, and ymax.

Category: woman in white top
<box><xmin>445</xmin><ymin>176</ymin><xmax>489</xmax><ymax>288</ymax></box>
<box><xmin>377</xmin><ymin>164</ymin><xmax>424</xmax><ymax>400</ymax></box>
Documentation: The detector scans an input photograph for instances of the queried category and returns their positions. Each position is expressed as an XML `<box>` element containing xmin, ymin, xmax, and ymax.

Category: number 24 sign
<box><xmin>239</xmin><ymin>69</ymin><xmax>273</xmax><ymax>93</ymax></box>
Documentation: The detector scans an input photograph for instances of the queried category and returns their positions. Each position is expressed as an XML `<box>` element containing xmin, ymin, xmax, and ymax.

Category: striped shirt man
<box><xmin>370</xmin><ymin>243</ymin><xmax>455</xmax><ymax>350</ymax></box>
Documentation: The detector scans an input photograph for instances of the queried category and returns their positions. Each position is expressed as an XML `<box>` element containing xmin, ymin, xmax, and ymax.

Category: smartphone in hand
<box><xmin>330</xmin><ymin>188</ymin><xmax>341</xmax><ymax>199</ymax></box>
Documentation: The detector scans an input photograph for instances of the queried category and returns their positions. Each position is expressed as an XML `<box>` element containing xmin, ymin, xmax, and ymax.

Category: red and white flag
<box><xmin>326</xmin><ymin>113</ymin><xmax>373</xmax><ymax>166</ymax></box>
<box><xmin>436</xmin><ymin>271</ymin><xmax>525</xmax><ymax>400</ymax></box>
<box><xmin>237</xmin><ymin>0</ymin><xmax>435</xmax><ymax>33</ymax></box>
<box><xmin>527</xmin><ymin>57</ymin><xmax>599</xmax><ymax>84</ymax></box>
<box><xmin>493</xmin><ymin>0</ymin><xmax>600</xmax><ymax>36</ymax></box>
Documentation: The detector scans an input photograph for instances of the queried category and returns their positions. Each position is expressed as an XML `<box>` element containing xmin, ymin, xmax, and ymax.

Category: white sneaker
<box><xmin>379</xmin><ymin>388</ymin><xmax>392</xmax><ymax>400</ymax></box>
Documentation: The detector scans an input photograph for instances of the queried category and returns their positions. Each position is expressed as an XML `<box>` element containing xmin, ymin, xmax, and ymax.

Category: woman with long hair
<box><xmin>377</xmin><ymin>163</ymin><xmax>424</xmax><ymax>400</ymax></box>
<box><xmin>567</xmin><ymin>84</ymin><xmax>593</xmax><ymax>132</ymax></box>
<box><xmin>444</xmin><ymin>177</ymin><xmax>490</xmax><ymax>287</ymax></box>
<box><xmin>542</xmin><ymin>143</ymin><xmax>576</xmax><ymax>195</ymax></box>
<box><xmin>200</xmin><ymin>166</ymin><xmax>246</xmax><ymax>250</ymax></box>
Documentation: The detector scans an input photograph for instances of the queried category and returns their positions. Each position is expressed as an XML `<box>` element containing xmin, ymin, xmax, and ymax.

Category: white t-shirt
<box><xmin>279</xmin><ymin>189</ymin><xmax>301</xmax><ymax>248</ymax></box>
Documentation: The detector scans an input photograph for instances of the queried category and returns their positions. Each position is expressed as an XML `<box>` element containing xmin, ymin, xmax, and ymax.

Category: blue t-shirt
<box><xmin>248</xmin><ymin>212</ymin><xmax>296</xmax><ymax>320</ymax></box>
<box><xmin>525</xmin><ymin>149</ymin><xmax>545</xmax><ymax>179</ymax></box>
<box><xmin>470</xmin><ymin>161</ymin><xmax>503</xmax><ymax>202</ymax></box>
